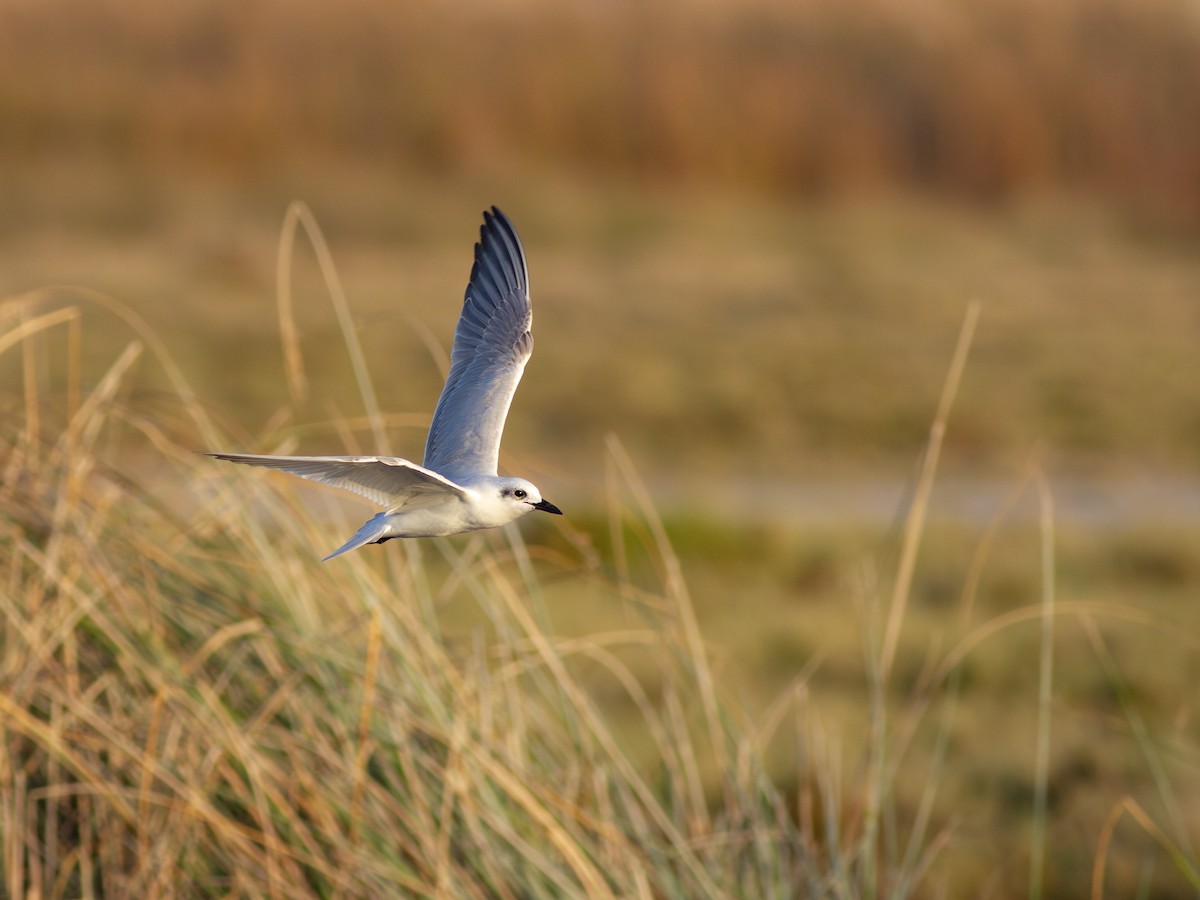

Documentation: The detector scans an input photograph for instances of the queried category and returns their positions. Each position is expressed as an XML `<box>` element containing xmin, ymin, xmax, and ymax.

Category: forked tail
<box><xmin>323</xmin><ymin>512</ymin><xmax>392</xmax><ymax>561</ymax></box>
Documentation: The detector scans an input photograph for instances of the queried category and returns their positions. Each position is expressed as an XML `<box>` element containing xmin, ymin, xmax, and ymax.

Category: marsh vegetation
<box><xmin>2</xmin><ymin>0</ymin><xmax>1200</xmax><ymax>896</ymax></box>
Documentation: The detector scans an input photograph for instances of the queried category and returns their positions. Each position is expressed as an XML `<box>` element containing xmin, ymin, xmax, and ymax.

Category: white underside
<box><xmin>323</xmin><ymin>482</ymin><xmax>532</xmax><ymax>560</ymax></box>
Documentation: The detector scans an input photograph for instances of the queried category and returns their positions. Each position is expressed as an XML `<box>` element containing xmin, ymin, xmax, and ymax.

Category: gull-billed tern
<box><xmin>207</xmin><ymin>206</ymin><xmax>562</xmax><ymax>560</ymax></box>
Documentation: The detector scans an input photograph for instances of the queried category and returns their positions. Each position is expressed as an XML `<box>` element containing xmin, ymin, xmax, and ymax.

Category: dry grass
<box><xmin>3</xmin><ymin>220</ymin><xmax>1200</xmax><ymax>895</ymax></box>
<box><xmin>1</xmin><ymin>285</ymin><xmax>928</xmax><ymax>896</ymax></box>
<box><xmin>3</xmin><ymin>2</ymin><xmax>1200</xmax><ymax>892</ymax></box>
<box><xmin>1</xmin><ymin>291</ymin><xmax>825</xmax><ymax>897</ymax></box>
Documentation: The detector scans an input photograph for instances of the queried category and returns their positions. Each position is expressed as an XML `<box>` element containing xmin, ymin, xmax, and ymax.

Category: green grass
<box><xmin>3</xmin><ymin>230</ymin><xmax>1200</xmax><ymax>896</ymax></box>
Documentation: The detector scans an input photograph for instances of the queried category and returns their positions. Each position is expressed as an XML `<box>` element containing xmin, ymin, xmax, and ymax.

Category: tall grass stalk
<box><xmin>880</xmin><ymin>301</ymin><xmax>980</xmax><ymax>681</ymax></box>
<box><xmin>861</xmin><ymin>302</ymin><xmax>978</xmax><ymax>897</ymax></box>
<box><xmin>1029</xmin><ymin>469</ymin><xmax>1056</xmax><ymax>900</ymax></box>
<box><xmin>276</xmin><ymin>200</ymin><xmax>389</xmax><ymax>454</ymax></box>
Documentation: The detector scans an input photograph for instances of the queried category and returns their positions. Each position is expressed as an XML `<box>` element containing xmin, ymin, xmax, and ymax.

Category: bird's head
<box><xmin>497</xmin><ymin>478</ymin><xmax>563</xmax><ymax>517</ymax></box>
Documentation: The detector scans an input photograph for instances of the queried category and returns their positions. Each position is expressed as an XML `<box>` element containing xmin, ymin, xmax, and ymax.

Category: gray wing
<box><xmin>422</xmin><ymin>206</ymin><xmax>532</xmax><ymax>481</ymax></box>
<box><xmin>206</xmin><ymin>453</ymin><xmax>467</xmax><ymax>508</ymax></box>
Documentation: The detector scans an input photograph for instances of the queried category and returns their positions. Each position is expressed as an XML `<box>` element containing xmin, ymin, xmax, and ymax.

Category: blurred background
<box><xmin>3</xmin><ymin>0</ymin><xmax>1200</xmax><ymax>894</ymax></box>
<box><xmin>3</xmin><ymin>0</ymin><xmax>1199</xmax><ymax>489</ymax></box>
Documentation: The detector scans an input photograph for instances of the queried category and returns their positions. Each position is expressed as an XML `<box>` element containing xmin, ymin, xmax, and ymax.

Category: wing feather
<box><xmin>206</xmin><ymin>453</ymin><xmax>466</xmax><ymax>508</ymax></box>
<box><xmin>422</xmin><ymin>207</ymin><xmax>532</xmax><ymax>481</ymax></box>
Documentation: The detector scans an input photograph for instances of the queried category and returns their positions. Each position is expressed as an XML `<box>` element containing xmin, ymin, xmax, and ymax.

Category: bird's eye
<box><xmin>513</xmin><ymin>489</ymin><xmax>527</xmax><ymax>499</ymax></box>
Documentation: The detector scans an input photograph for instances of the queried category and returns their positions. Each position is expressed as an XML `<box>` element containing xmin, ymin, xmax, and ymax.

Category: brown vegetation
<box><xmin>3</xmin><ymin>2</ymin><xmax>1200</xmax><ymax>895</ymax></box>
<box><xmin>3</xmin><ymin>242</ymin><xmax>1199</xmax><ymax>898</ymax></box>
<box><xmin>1</xmin><ymin>0</ymin><xmax>1199</xmax><ymax>223</ymax></box>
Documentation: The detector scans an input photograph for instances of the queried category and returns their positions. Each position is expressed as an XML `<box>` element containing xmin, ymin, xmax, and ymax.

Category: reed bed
<box><xmin>2</xmin><ymin>0</ymin><xmax>1200</xmax><ymax>224</ymax></box>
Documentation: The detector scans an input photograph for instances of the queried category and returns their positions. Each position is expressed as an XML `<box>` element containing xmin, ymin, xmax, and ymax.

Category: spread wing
<box><xmin>206</xmin><ymin>453</ymin><xmax>467</xmax><ymax>508</ymax></box>
<box><xmin>422</xmin><ymin>206</ymin><xmax>532</xmax><ymax>482</ymax></box>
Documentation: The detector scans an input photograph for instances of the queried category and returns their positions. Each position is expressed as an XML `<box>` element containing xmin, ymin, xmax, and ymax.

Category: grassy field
<box><xmin>3</xmin><ymin>202</ymin><xmax>1200</xmax><ymax>895</ymax></box>
<box><xmin>3</xmin><ymin>0</ymin><xmax>1200</xmax><ymax>895</ymax></box>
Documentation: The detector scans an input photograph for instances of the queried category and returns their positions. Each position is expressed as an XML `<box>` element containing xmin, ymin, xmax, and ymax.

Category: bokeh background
<box><xmin>3</xmin><ymin>0</ymin><xmax>1200</xmax><ymax>482</ymax></box>
<box><xmin>3</xmin><ymin>0</ymin><xmax>1200</xmax><ymax>895</ymax></box>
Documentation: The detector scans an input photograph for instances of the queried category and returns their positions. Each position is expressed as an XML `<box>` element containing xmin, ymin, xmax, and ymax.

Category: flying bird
<box><xmin>207</xmin><ymin>206</ymin><xmax>562</xmax><ymax>560</ymax></box>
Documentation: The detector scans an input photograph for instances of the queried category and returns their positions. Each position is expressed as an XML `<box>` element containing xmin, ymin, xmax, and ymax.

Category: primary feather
<box><xmin>423</xmin><ymin>207</ymin><xmax>533</xmax><ymax>482</ymax></box>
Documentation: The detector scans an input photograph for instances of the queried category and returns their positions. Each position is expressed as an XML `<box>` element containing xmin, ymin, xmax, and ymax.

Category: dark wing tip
<box><xmin>480</xmin><ymin>205</ymin><xmax>522</xmax><ymax>252</ymax></box>
<box><xmin>481</xmin><ymin>206</ymin><xmax>505</xmax><ymax>243</ymax></box>
<box><xmin>472</xmin><ymin>206</ymin><xmax>527</xmax><ymax>298</ymax></box>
